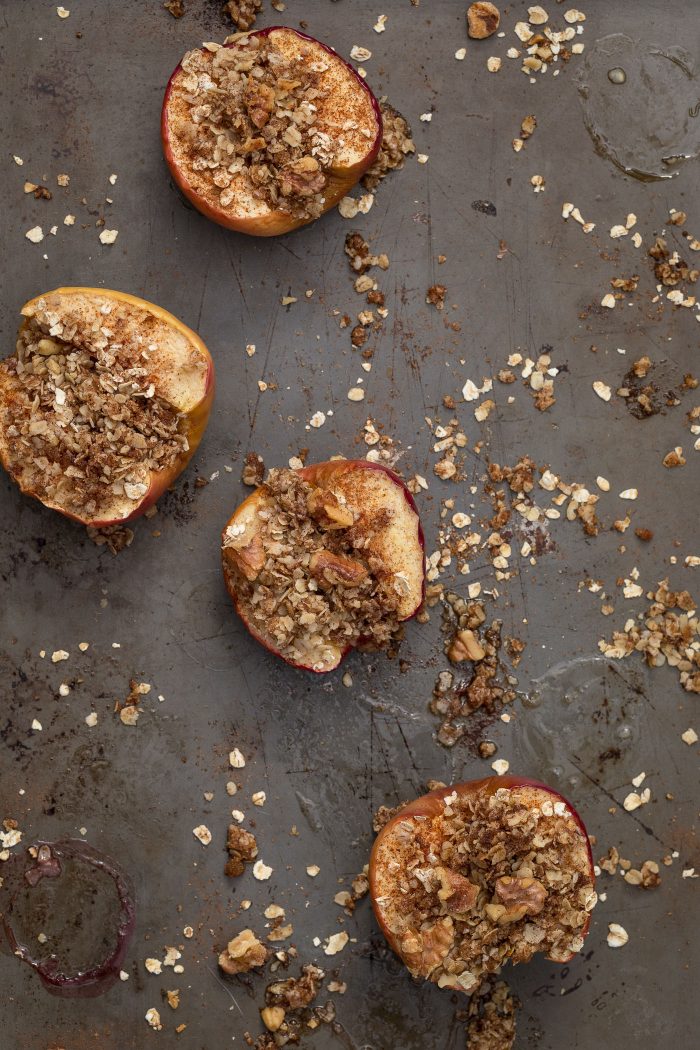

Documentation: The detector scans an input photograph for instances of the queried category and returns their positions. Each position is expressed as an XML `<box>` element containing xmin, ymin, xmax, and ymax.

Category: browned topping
<box><xmin>466</xmin><ymin>979</ymin><xmax>518</xmax><ymax>1050</ymax></box>
<box><xmin>219</xmin><ymin>928</ymin><xmax>269</xmax><ymax>974</ymax></box>
<box><xmin>362</xmin><ymin>103</ymin><xmax>415</xmax><ymax>191</ymax></box>
<box><xmin>224</xmin><ymin>0</ymin><xmax>262</xmax><ymax>31</ymax></box>
<box><xmin>662</xmin><ymin>447</ymin><xmax>686</xmax><ymax>468</ymax></box>
<box><xmin>0</xmin><ymin>295</ymin><xmax>204</xmax><ymax>521</ymax></box>
<box><xmin>467</xmin><ymin>2</ymin><xmax>501</xmax><ymax>40</ymax></box>
<box><xmin>373</xmin><ymin>784</ymin><xmax>595</xmax><ymax>992</ymax></box>
<box><xmin>167</xmin><ymin>33</ymin><xmax>377</xmax><ymax>223</ymax></box>
<box><xmin>426</xmin><ymin>284</ymin><xmax>447</xmax><ymax>310</ymax></box>
<box><xmin>163</xmin><ymin>0</ymin><xmax>185</xmax><ymax>16</ymax></box>
<box><xmin>243</xmin><ymin>451</ymin><xmax>265</xmax><ymax>487</ymax></box>
<box><xmin>222</xmin><ymin>468</ymin><xmax>408</xmax><ymax>669</ymax></box>
<box><xmin>520</xmin><ymin>114</ymin><xmax>537</xmax><ymax>140</ymax></box>
<box><xmin>649</xmin><ymin>236</ymin><xmax>699</xmax><ymax>287</ymax></box>
<box><xmin>225</xmin><ymin>824</ymin><xmax>258</xmax><ymax>877</ymax></box>
<box><xmin>634</xmin><ymin>527</ymin><xmax>654</xmax><ymax>542</ymax></box>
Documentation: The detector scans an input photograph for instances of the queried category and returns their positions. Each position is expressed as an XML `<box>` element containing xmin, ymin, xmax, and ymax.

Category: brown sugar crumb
<box><xmin>466</xmin><ymin>979</ymin><xmax>518</xmax><ymax>1050</ymax></box>
<box><xmin>634</xmin><ymin>527</ymin><xmax>654</xmax><ymax>542</ymax></box>
<box><xmin>467</xmin><ymin>2</ymin><xmax>501</xmax><ymax>40</ymax></box>
<box><xmin>222</xmin><ymin>468</ymin><xmax>407</xmax><ymax>669</ymax></box>
<box><xmin>226</xmin><ymin>824</ymin><xmax>259</xmax><ymax>877</ymax></box>
<box><xmin>242</xmin><ymin>451</ymin><xmax>265</xmax><ymax>487</ymax></box>
<box><xmin>372</xmin><ymin>784</ymin><xmax>596</xmax><ymax>994</ymax></box>
<box><xmin>224</xmin><ymin>0</ymin><xmax>262</xmax><ymax>31</ymax></box>
<box><xmin>426</xmin><ymin>284</ymin><xmax>447</xmax><ymax>310</ymax></box>
<box><xmin>600</xmin><ymin>579</ymin><xmax>700</xmax><ymax>693</ymax></box>
<box><xmin>0</xmin><ymin>293</ymin><xmax>206</xmax><ymax>521</ymax></box>
<box><xmin>219</xmin><ymin>929</ymin><xmax>269</xmax><ymax>975</ymax></box>
<box><xmin>87</xmin><ymin>524</ymin><xmax>135</xmax><ymax>555</ymax></box>
<box><xmin>649</xmin><ymin>236</ymin><xmax>699</xmax><ymax>288</ymax></box>
<box><xmin>610</xmin><ymin>274</ymin><xmax>639</xmax><ymax>294</ymax></box>
<box><xmin>344</xmin><ymin>232</ymin><xmax>389</xmax><ymax>275</ymax></box>
<box><xmin>519</xmin><ymin>114</ymin><xmax>537</xmax><ymax>140</ymax></box>
<box><xmin>362</xmin><ymin>103</ymin><xmax>415</xmax><ymax>191</ymax></box>
<box><xmin>163</xmin><ymin>0</ymin><xmax>185</xmax><ymax>16</ymax></box>
<box><xmin>251</xmin><ymin>964</ymin><xmax>334</xmax><ymax>1046</ymax></box>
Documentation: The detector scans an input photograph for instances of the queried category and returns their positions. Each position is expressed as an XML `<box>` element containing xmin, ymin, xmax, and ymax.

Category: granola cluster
<box><xmin>0</xmin><ymin>296</ymin><xmax>198</xmax><ymax>520</ymax></box>
<box><xmin>373</xmin><ymin>786</ymin><xmax>596</xmax><ymax>993</ymax></box>
<box><xmin>361</xmin><ymin>103</ymin><xmax>415</xmax><ymax>191</ymax></box>
<box><xmin>222</xmin><ymin>468</ymin><xmax>405</xmax><ymax>668</ymax></box>
<box><xmin>167</xmin><ymin>33</ymin><xmax>374</xmax><ymax>222</ymax></box>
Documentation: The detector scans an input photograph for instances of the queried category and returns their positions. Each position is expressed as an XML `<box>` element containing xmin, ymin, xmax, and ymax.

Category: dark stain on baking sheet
<box><xmin>0</xmin><ymin>1</ymin><xmax>698</xmax><ymax>1049</ymax></box>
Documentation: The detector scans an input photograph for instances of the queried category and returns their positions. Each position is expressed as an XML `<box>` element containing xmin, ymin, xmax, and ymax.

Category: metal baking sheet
<box><xmin>1</xmin><ymin>1</ymin><xmax>698</xmax><ymax>1047</ymax></box>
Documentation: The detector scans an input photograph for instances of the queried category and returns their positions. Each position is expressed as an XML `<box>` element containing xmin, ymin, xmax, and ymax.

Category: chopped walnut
<box><xmin>426</xmin><ymin>284</ymin><xmax>447</xmax><ymax>310</ymax></box>
<box><xmin>448</xmin><ymin>628</ymin><xmax>486</xmax><ymax>663</ymax></box>
<box><xmin>218</xmin><ymin>928</ymin><xmax>268</xmax><ymax>975</ymax></box>
<box><xmin>225</xmin><ymin>824</ymin><xmax>258</xmax><ymax>877</ymax></box>
<box><xmin>467</xmin><ymin>2</ymin><xmax>500</xmax><ymax>39</ymax></box>
<box><xmin>242</xmin><ymin>451</ymin><xmax>265</xmax><ymax>487</ymax></box>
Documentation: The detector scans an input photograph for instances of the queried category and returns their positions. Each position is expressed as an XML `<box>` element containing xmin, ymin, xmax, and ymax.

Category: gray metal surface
<box><xmin>0</xmin><ymin>1</ymin><xmax>698</xmax><ymax>1047</ymax></box>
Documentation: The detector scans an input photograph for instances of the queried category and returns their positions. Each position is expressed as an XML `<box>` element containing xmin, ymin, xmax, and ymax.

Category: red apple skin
<box><xmin>369</xmin><ymin>776</ymin><xmax>595</xmax><ymax>971</ymax></box>
<box><xmin>222</xmin><ymin>459</ymin><xmax>426</xmax><ymax>672</ymax></box>
<box><xmin>1</xmin><ymin>288</ymin><xmax>215</xmax><ymax>529</ymax></box>
<box><xmin>161</xmin><ymin>27</ymin><xmax>383</xmax><ymax>237</ymax></box>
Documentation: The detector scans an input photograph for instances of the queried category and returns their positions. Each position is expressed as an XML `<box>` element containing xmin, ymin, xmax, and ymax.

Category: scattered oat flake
<box><xmin>417</xmin><ymin>154</ymin><xmax>429</xmax><ymax>164</ymax></box>
<box><xmin>120</xmin><ymin>706</ymin><xmax>139</xmax><ymax>726</ymax></box>
<box><xmin>373</xmin><ymin>14</ymin><xmax>387</xmax><ymax>33</ymax></box>
<box><xmin>145</xmin><ymin>958</ymin><xmax>162</xmax><ymax>975</ymax></box>
<box><xmin>309</xmin><ymin>411</ymin><xmax>326</xmax><ymax>428</ymax></box>
<box><xmin>324</xmin><ymin>931</ymin><xmax>349</xmax><ymax>955</ymax></box>
<box><xmin>25</xmin><ymin>226</ymin><xmax>44</xmax><ymax>243</ymax></box>
<box><xmin>51</xmin><ymin>650</ymin><xmax>69</xmax><ymax>663</ymax></box>
<box><xmin>619</xmin><ymin>488</ymin><xmax>638</xmax><ymax>500</ymax></box>
<box><xmin>596</xmin><ymin>476</ymin><xmax>610</xmax><ymax>492</ymax></box>
<box><xmin>455</xmin><ymin>48</ymin><xmax>467</xmax><ymax>60</ymax></box>
<box><xmin>593</xmin><ymin>380</ymin><xmax>612</xmax><ymax>401</ymax></box>
<box><xmin>682</xmin><ymin>868</ymin><xmax>698</xmax><ymax>878</ymax></box>
<box><xmin>350</xmin><ymin>45</ymin><xmax>372</xmax><ymax>61</ymax></box>
<box><xmin>491</xmin><ymin>759</ymin><xmax>510</xmax><ymax>775</ymax></box>
<box><xmin>347</xmin><ymin>387</ymin><xmax>365</xmax><ymax>401</ymax></box>
<box><xmin>193</xmin><ymin>825</ymin><xmax>212</xmax><ymax>846</ymax></box>
<box><xmin>252</xmin><ymin>791</ymin><xmax>266</xmax><ymax>806</ymax></box>
<box><xmin>229</xmin><ymin>748</ymin><xmax>246</xmax><ymax>768</ymax></box>
<box><xmin>99</xmin><ymin>229</ymin><xmax>118</xmax><ymax>245</ymax></box>
<box><xmin>607</xmin><ymin>923</ymin><xmax>628</xmax><ymax>948</ymax></box>
<box><xmin>681</xmin><ymin>728</ymin><xmax>698</xmax><ymax>745</ymax></box>
<box><xmin>13</xmin><ymin>155</ymin><xmax>24</xmax><ymax>165</ymax></box>
<box><xmin>530</xmin><ymin>174</ymin><xmax>545</xmax><ymax>192</ymax></box>
<box><xmin>145</xmin><ymin>1008</ymin><xmax>162</xmax><ymax>1031</ymax></box>
<box><xmin>306</xmin><ymin>865</ymin><xmax>320</xmax><ymax>877</ymax></box>
<box><xmin>281</xmin><ymin>295</ymin><xmax>297</xmax><ymax>305</ymax></box>
<box><xmin>610</xmin><ymin>225</ymin><xmax>628</xmax><ymax>239</ymax></box>
<box><xmin>487</xmin><ymin>57</ymin><xmax>502</xmax><ymax>73</ymax></box>
<box><xmin>253</xmin><ymin>860</ymin><xmax>273</xmax><ymax>881</ymax></box>
<box><xmin>85</xmin><ymin>712</ymin><xmax>98</xmax><ymax>727</ymax></box>
<box><xmin>601</xmin><ymin>293</ymin><xmax>616</xmax><ymax>309</ymax></box>
<box><xmin>31</xmin><ymin>719</ymin><xmax>42</xmax><ymax>731</ymax></box>
<box><xmin>57</xmin><ymin>6</ymin><xmax>70</xmax><ymax>17</ymax></box>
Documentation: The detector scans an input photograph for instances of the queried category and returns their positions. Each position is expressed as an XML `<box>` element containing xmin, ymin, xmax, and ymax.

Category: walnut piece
<box><xmin>309</xmin><ymin>550</ymin><xmax>369</xmax><ymax>587</ymax></box>
<box><xmin>400</xmin><ymin>918</ymin><xmax>454</xmax><ymax>975</ymax></box>
<box><xmin>492</xmin><ymin>876</ymin><xmax>547</xmax><ymax>923</ymax></box>
<box><xmin>448</xmin><ymin>628</ymin><xmax>486</xmax><ymax>663</ymax></box>
<box><xmin>467</xmin><ymin>2</ymin><xmax>501</xmax><ymax>39</ymax></box>
<box><xmin>218</xmin><ymin>928</ymin><xmax>268</xmax><ymax>975</ymax></box>
<box><xmin>436</xmin><ymin>866</ymin><xmax>479</xmax><ymax>914</ymax></box>
<box><xmin>223</xmin><ymin>533</ymin><xmax>265</xmax><ymax>582</ymax></box>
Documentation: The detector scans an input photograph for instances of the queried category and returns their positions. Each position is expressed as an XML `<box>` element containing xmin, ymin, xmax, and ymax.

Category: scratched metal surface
<box><xmin>0</xmin><ymin>1</ymin><xmax>698</xmax><ymax>1048</ymax></box>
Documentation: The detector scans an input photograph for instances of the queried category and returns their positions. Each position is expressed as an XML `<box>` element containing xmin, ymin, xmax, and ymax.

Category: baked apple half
<box><xmin>0</xmin><ymin>288</ymin><xmax>214</xmax><ymax>527</ymax></box>
<box><xmin>221</xmin><ymin>460</ymin><xmax>425</xmax><ymax>671</ymax></box>
<box><xmin>370</xmin><ymin>777</ymin><xmax>596</xmax><ymax>993</ymax></box>
<box><xmin>161</xmin><ymin>27</ymin><xmax>382</xmax><ymax>236</ymax></box>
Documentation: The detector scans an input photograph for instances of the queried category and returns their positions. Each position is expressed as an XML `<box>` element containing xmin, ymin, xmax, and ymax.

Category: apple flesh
<box><xmin>370</xmin><ymin>776</ymin><xmax>596</xmax><ymax>990</ymax></box>
<box><xmin>221</xmin><ymin>459</ymin><xmax>425</xmax><ymax>671</ymax></box>
<box><xmin>0</xmin><ymin>287</ymin><xmax>215</xmax><ymax>528</ymax></box>
<box><xmin>161</xmin><ymin>27</ymin><xmax>382</xmax><ymax>237</ymax></box>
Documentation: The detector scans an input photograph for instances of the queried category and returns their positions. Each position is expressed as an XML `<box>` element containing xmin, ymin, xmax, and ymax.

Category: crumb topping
<box><xmin>373</xmin><ymin>785</ymin><xmax>595</xmax><ymax>992</ymax></box>
<box><xmin>0</xmin><ymin>294</ymin><xmax>207</xmax><ymax>521</ymax></box>
<box><xmin>222</xmin><ymin>467</ymin><xmax>409</xmax><ymax>669</ymax></box>
<box><xmin>166</xmin><ymin>30</ymin><xmax>378</xmax><ymax>222</ymax></box>
<box><xmin>362</xmin><ymin>103</ymin><xmax>415</xmax><ymax>191</ymax></box>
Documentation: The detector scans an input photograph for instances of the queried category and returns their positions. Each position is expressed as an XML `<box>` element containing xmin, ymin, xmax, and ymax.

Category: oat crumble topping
<box><xmin>373</xmin><ymin>784</ymin><xmax>595</xmax><ymax>991</ymax></box>
<box><xmin>223</xmin><ymin>467</ymin><xmax>419</xmax><ymax>668</ymax></box>
<box><xmin>0</xmin><ymin>292</ymin><xmax>208</xmax><ymax>521</ymax></box>
<box><xmin>361</xmin><ymin>103</ymin><xmax>415</xmax><ymax>191</ymax></box>
<box><xmin>165</xmin><ymin>30</ymin><xmax>378</xmax><ymax>223</ymax></box>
